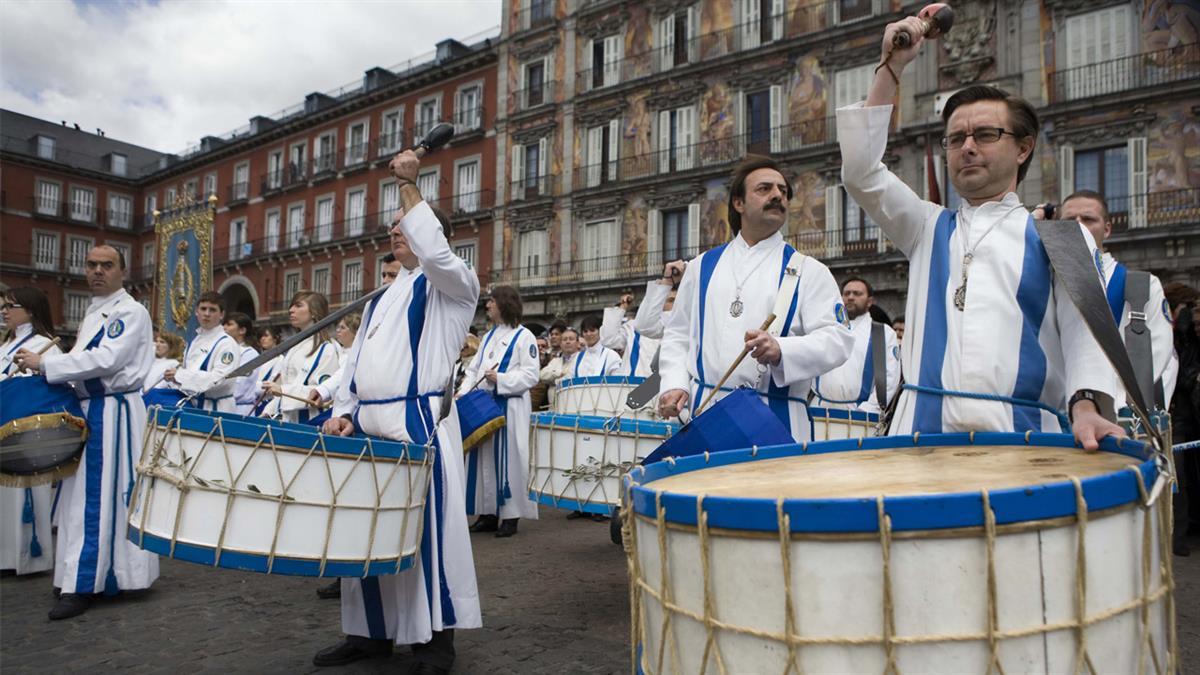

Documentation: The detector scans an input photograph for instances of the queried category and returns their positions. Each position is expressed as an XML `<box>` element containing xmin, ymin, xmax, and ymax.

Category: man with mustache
<box><xmin>657</xmin><ymin>156</ymin><xmax>854</xmax><ymax>441</ymax></box>
<box><xmin>835</xmin><ymin>15</ymin><xmax>1123</xmax><ymax>447</ymax></box>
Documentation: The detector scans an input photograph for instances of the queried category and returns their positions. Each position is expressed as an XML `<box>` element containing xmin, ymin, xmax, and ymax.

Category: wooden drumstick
<box><xmin>276</xmin><ymin>390</ymin><xmax>333</xmax><ymax>410</ymax></box>
<box><xmin>693</xmin><ymin>314</ymin><xmax>775</xmax><ymax>417</ymax></box>
<box><xmin>17</xmin><ymin>337</ymin><xmax>61</xmax><ymax>373</ymax></box>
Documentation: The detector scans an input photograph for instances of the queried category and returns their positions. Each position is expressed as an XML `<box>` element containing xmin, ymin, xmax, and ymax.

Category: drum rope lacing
<box><xmin>624</xmin><ymin>450</ymin><xmax>1178</xmax><ymax>674</ymax></box>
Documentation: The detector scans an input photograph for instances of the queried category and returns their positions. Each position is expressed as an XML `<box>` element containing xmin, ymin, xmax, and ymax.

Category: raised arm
<box><xmin>634</xmin><ymin>278</ymin><xmax>675</xmax><ymax>339</ymax></box>
<box><xmin>600</xmin><ymin>306</ymin><xmax>627</xmax><ymax>351</ymax></box>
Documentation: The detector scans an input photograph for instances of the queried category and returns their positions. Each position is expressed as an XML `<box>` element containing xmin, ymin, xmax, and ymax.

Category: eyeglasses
<box><xmin>940</xmin><ymin>127</ymin><xmax>1016</xmax><ymax>150</ymax></box>
<box><xmin>0</xmin><ymin>303</ymin><xmax>22</xmax><ymax>311</ymax></box>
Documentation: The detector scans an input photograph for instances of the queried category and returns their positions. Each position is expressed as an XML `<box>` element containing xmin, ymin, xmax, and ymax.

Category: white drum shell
<box><xmin>554</xmin><ymin>379</ymin><xmax>660</xmax><ymax>421</ymax></box>
<box><xmin>809</xmin><ymin>406</ymin><xmax>879</xmax><ymax>441</ymax></box>
<box><xmin>129</xmin><ymin>414</ymin><xmax>431</xmax><ymax>574</ymax></box>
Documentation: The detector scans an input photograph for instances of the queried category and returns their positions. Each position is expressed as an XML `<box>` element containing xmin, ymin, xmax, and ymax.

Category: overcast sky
<box><xmin>0</xmin><ymin>0</ymin><xmax>502</xmax><ymax>153</ymax></box>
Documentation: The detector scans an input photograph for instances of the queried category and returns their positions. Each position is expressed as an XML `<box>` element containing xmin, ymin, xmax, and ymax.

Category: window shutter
<box><xmin>516</xmin><ymin>61</ymin><xmax>527</xmax><ymax>107</ymax></box>
<box><xmin>659</xmin><ymin>17</ymin><xmax>674</xmax><ymax>71</ymax></box>
<box><xmin>587</xmin><ymin>126</ymin><xmax>603</xmax><ymax>187</ymax></box>
<box><xmin>771</xmin><ymin>0</ymin><xmax>784</xmax><ymax>41</ymax></box>
<box><xmin>825</xmin><ymin>185</ymin><xmax>843</xmax><ymax>258</ymax></box>
<box><xmin>687</xmin><ymin>202</ymin><xmax>701</xmax><ymax>253</ymax></box>
<box><xmin>538</xmin><ymin>137</ymin><xmax>548</xmax><ymax>194</ymax></box>
<box><xmin>769</xmin><ymin>84</ymin><xmax>783</xmax><ymax>152</ymax></box>
<box><xmin>741</xmin><ymin>0</ymin><xmax>760</xmax><ymax>49</ymax></box>
<box><xmin>1058</xmin><ymin>145</ymin><xmax>1074</xmax><ymax>202</ymax></box>
<box><xmin>542</xmin><ymin>56</ymin><xmax>552</xmax><ymax>99</ymax></box>
<box><xmin>1128</xmin><ymin>136</ymin><xmax>1147</xmax><ymax>229</ymax></box>
<box><xmin>687</xmin><ymin>6</ymin><xmax>699</xmax><ymax>64</ymax></box>
<box><xmin>658</xmin><ymin>110</ymin><xmax>672</xmax><ymax>174</ymax></box>
<box><xmin>678</xmin><ymin>106</ymin><xmax>696</xmax><ymax>170</ymax></box>
<box><xmin>647</xmin><ymin>208</ymin><xmax>662</xmax><ymax>274</ymax></box>
<box><xmin>519</xmin><ymin>0</ymin><xmax>531</xmax><ymax>29</ymax></box>
<box><xmin>512</xmin><ymin>143</ymin><xmax>525</xmax><ymax>199</ymax></box>
<box><xmin>584</xmin><ymin>39</ymin><xmax>594</xmax><ymax>91</ymax></box>
<box><xmin>607</xmin><ymin>118</ymin><xmax>620</xmax><ymax>181</ymax></box>
<box><xmin>607</xmin><ymin>35</ymin><xmax>623</xmax><ymax>86</ymax></box>
<box><xmin>735</xmin><ymin>90</ymin><xmax>746</xmax><ymax>156</ymax></box>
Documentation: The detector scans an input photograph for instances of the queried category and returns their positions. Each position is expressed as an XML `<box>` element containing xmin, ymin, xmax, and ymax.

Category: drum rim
<box><xmin>625</xmin><ymin>431</ymin><xmax>1157</xmax><ymax>534</ymax></box>
<box><xmin>127</xmin><ymin>524</ymin><xmax>418</xmax><ymax>577</ymax></box>
<box><xmin>558</xmin><ymin>375</ymin><xmax>647</xmax><ymax>389</ymax></box>
<box><xmin>152</xmin><ymin>407</ymin><xmax>429</xmax><ymax>461</ymax></box>
<box><xmin>533</xmin><ymin>411</ymin><xmax>678</xmax><ymax>437</ymax></box>
<box><xmin>806</xmin><ymin>406</ymin><xmax>881</xmax><ymax>423</ymax></box>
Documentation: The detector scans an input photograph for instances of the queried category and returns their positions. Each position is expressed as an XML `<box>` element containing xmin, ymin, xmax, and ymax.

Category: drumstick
<box><xmin>276</xmin><ymin>390</ymin><xmax>333</xmax><ymax>410</ymax></box>
<box><xmin>16</xmin><ymin>337</ymin><xmax>61</xmax><ymax>373</ymax></box>
<box><xmin>693</xmin><ymin>314</ymin><xmax>775</xmax><ymax>417</ymax></box>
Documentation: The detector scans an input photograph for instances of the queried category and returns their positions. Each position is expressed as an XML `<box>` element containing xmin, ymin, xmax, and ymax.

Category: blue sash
<box><xmin>1106</xmin><ymin>261</ymin><xmax>1126</xmax><ymax>325</ymax></box>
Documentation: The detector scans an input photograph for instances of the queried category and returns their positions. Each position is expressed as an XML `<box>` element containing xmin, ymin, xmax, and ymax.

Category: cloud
<box><xmin>0</xmin><ymin>0</ymin><xmax>501</xmax><ymax>153</ymax></box>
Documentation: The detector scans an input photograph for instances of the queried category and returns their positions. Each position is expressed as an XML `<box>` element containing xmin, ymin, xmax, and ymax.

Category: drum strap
<box><xmin>1</xmin><ymin>333</ymin><xmax>36</xmax><ymax>375</ymax></box>
<box><xmin>300</xmin><ymin>341</ymin><xmax>331</xmax><ymax>386</ymax></box>
<box><xmin>1123</xmin><ymin>269</ymin><xmax>1165</xmax><ymax>410</ymax></box>
<box><xmin>900</xmin><ymin>382</ymin><xmax>1070</xmax><ymax>432</ymax></box>
<box><xmin>1106</xmin><ymin>260</ymin><xmax>1126</xmax><ymax>324</ymax></box>
<box><xmin>871</xmin><ymin>321</ymin><xmax>888</xmax><ymax>409</ymax></box>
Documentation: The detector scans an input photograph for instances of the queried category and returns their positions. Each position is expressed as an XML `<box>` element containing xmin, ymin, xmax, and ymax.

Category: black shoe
<box><xmin>316</xmin><ymin>580</ymin><xmax>341</xmax><ymax>599</ymax></box>
<box><xmin>565</xmin><ymin>510</ymin><xmax>587</xmax><ymax>520</ymax></box>
<box><xmin>591</xmin><ymin>513</ymin><xmax>610</xmax><ymax>522</ymax></box>
<box><xmin>495</xmin><ymin>518</ymin><xmax>518</xmax><ymax>538</ymax></box>
<box><xmin>48</xmin><ymin>593</ymin><xmax>91</xmax><ymax>621</ymax></box>
<box><xmin>469</xmin><ymin>515</ymin><xmax>498</xmax><ymax>533</ymax></box>
<box><xmin>52</xmin><ymin>586</ymin><xmax>61</xmax><ymax>599</ymax></box>
<box><xmin>407</xmin><ymin>662</ymin><xmax>450</xmax><ymax>675</ymax></box>
<box><xmin>313</xmin><ymin>637</ymin><xmax>392</xmax><ymax>667</ymax></box>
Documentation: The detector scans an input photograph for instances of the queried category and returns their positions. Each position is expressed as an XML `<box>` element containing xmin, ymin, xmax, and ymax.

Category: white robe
<box><xmin>143</xmin><ymin>357</ymin><xmax>179</xmax><ymax>393</ymax></box>
<box><xmin>174</xmin><ymin>325</ymin><xmax>240</xmax><ymax>412</ymax></box>
<box><xmin>459</xmin><ymin>324</ymin><xmax>540</xmax><ymax>520</ymax></box>
<box><xmin>247</xmin><ymin>355</ymin><xmax>283</xmax><ymax>416</ymax></box>
<box><xmin>837</xmin><ymin>102</ymin><xmax>1118</xmax><ymax>433</ymax></box>
<box><xmin>811</xmin><ymin>313</ymin><xmax>902</xmax><ymax>414</ymax></box>
<box><xmin>633</xmin><ymin>281</ymin><xmax>675</xmax><ymax>340</ymax></box>
<box><xmin>231</xmin><ymin>344</ymin><xmax>260</xmax><ymax>415</ymax></box>
<box><xmin>568</xmin><ymin>342</ymin><xmax>621</xmax><ymax>379</ymax></box>
<box><xmin>332</xmin><ymin>200</ymin><xmax>481</xmax><ymax>645</ymax></box>
<box><xmin>41</xmin><ymin>289</ymin><xmax>159</xmax><ymax>594</ymax></box>
<box><xmin>1101</xmin><ymin>253</ymin><xmax>1178</xmax><ymax>411</ymax></box>
<box><xmin>260</xmin><ymin>336</ymin><xmax>339</xmax><ymax>423</ymax></box>
<box><xmin>0</xmin><ymin>325</ymin><xmax>61</xmax><ymax>574</ymax></box>
<box><xmin>659</xmin><ymin>231</ymin><xmax>855</xmax><ymax>442</ymax></box>
<box><xmin>601</xmin><ymin>307</ymin><xmax>658</xmax><ymax>377</ymax></box>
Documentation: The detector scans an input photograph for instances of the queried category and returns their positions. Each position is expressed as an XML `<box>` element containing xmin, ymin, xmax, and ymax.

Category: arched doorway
<box><xmin>219</xmin><ymin>279</ymin><xmax>257</xmax><ymax>319</ymax></box>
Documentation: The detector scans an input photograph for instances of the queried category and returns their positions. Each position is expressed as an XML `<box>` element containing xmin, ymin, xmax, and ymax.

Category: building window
<box><xmin>1074</xmin><ymin>145</ymin><xmax>1129</xmax><ymax>215</ymax></box>
<box><xmin>288</xmin><ymin>143</ymin><xmax>307</xmax><ymax>183</ymax></box>
<box><xmin>283</xmin><ymin>270</ymin><xmax>302</xmax><ymax>301</ymax></box>
<box><xmin>108</xmin><ymin>194</ymin><xmax>132</xmax><ymax>229</ymax></box>
<box><xmin>511</xmin><ymin>138</ymin><xmax>548</xmax><ymax>199</ymax></box>
<box><xmin>1062</xmin><ymin>6</ymin><xmax>1133</xmax><ymax>99</ymax></box>
<box><xmin>455</xmin><ymin>85</ymin><xmax>482</xmax><ymax>132</ymax></box>
<box><xmin>418</xmin><ymin>169</ymin><xmax>439</xmax><ymax>204</ymax></box>
<box><xmin>745</xmin><ymin>88</ymin><xmax>772</xmax><ymax>154</ymax></box>
<box><xmin>108</xmin><ymin>242</ymin><xmax>131</xmax><ymax>270</ymax></box>
<box><xmin>346</xmin><ymin>121</ymin><xmax>368</xmax><ymax>166</ymax></box>
<box><xmin>183</xmin><ymin>179</ymin><xmax>198</xmax><ymax>201</ymax></box>
<box><xmin>312</xmin><ymin>266</ymin><xmax>331</xmax><ymax>296</ymax></box>
<box><xmin>315</xmin><ymin>196</ymin><xmax>334</xmax><ymax>242</ymax></box>
<box><xmin>518</xmin><ymin>229</ymin><xmax>548</xmax><ymax>280</ymax></box>
<box><xmin>110</xmin><ymin>153</ymin><xmax>127</xmax><ymax>176</ymax></box>
<box><xmin>203</xmin><ymin>173</ymin><xmax>217</xmax><ymax>198</ymax></box>
<box><xmin>142</xmin><ymin>242</ymin><xmax>156</xmax><ymax>278</ymax></box>
<box><xmin>738</xmin><ymin>0</ymin><xmax>784</xmax><ymax>49</ymax></box>
<box><xmin>589</xmin><ymin>35</ymin><xmax>623</xmax><ymax>90</ymax></box>
<box><xmin>70</xmin><ymin>186</ymin><xmax>96</xmax><ymax>222</ymax></box>
<box><xmin>230</xmin><ymin>218</ymin><xmax>248</xmax><ymax>259</ymax></box>
<box><xmin>416</xmin><ymin>97</ymin><xmax>440</xmax><ymax>140</ymax></box>
<box><xmin>343</xmin><ymin>260</ymin><xmax>363</xmax><ymax>300</ymax></box>
<box><xmin>265</xmin><ymin>209</ymin><xmax>281</xmax><ymax>252</ymax></box>
<box><xmin>455</xmin><ymin>161</ymin><xmax>480</xmax><ymax>212</ymax></box>
<box><xmin>379</xmin><ymin>182</ymin><xmax>399</xmax><ymax>227</ymax></box>
<box><xmin>657</xmin><ymin>6</ymin><xmax>697</xmax><ymax>71</ymax></box>
<box><xmin>661</xmin><ymin>208</ymin><xmax>690</xmax><ymax>262</ymax></box>
<box><xmin>34</xmin><ymin>232</ymin><xmax>58</xmax><ymax>271</ymax></box>
<box><xmin>267</xmin><ymin>151</ymin><xmax>283</xmax><ymax>189</ymax></box>
<box><xmin>842</xmin><ymin>186</ymin><xmax>878</xmax><ymax>247</ymax></box>
<box><xmin>580</xmin><ymin>219</ymin><xmax>618</xmax><ymax>278</ymax></box>
<box><xmin>65</xmin><ymin>292</ymin><xmax>89</xmax><ymax>330</ymax></box>
<box><xmin>233</xmin><ymin>163</ymin><xmax>250</xmax><ymax>200</ymax></box>
<box><xmin>166</xmin><ymin>186</ymin><xmax>178</xmax><ymax>207</ymax></box>
<box><xmin>67</xmin><ymin>236</ymin><xmax>93</xmax><ymax>275</ymax></box>
<box><xmin>835</xmin><ymin>0</ymin><xmax>878</xmax><ymax>24</ymax></box>
<box><xmin>526</xmin><ymin>0</ymin><xmax>552</xmax><ymax>27</ymax></box>
<box><xmin>586</xmin><ymin>121</ymin><xmax>619</xmax><ymax>188</ymax></box>
<box><xmin>36</xmin><ymin>180</ymin><xmax>60</xmax><ymax>215</ymax></box>
<box><xmin>657</xmin><ymin>107</ymin><xmax>696</xmax><ymax>174</ymax></box>
<box><xmin>523</xmin><ymin>60</ymin><xmax>545</xmax><ymax>108</ymax></box>
<box><xmin>36</xmin><ymin>135</ymin><xmax>55</xmax><ymax>160</ymax></box>
<box><xmin>380</xmin><ymin>108</ymin><xmax>404</xmax><ymax>155</ymax></box>
<box><xmin>145</xmin><ymin>193</ymin><xmax>157</xmax><ymax>216</ymax></box>
<box><xmin>346</xmin><ymin>188</ymin><xmax>366</xmax><ymax>236</ymax></box>
<box><xmin>453</xmin><ymin>242</ymin><xmax>477</xmax><ymax>269</ymax></box>
<box><xmin>315</xmin><ymin>132</ymin><xmax>337</xmax><ymax>173</ymax></box>
<box><xmin>286</xmin><ymin>203</ymin><xmax>305</xmax><ymax>248</ymax></box>
<box><xmin>834</xmin><ymin>63</ymin><xmax>875</xmax><ymax>110</ymax></box>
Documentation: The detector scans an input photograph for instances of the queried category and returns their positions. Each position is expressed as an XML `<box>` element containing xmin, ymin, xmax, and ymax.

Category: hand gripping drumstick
<box><xmin>693</xmin><ymin>314</ymin><xmax>775</xmax><ymax>417</ymax></box>
<box><xmin>893</xmin><ymin>3</ymin><xmax>955</xmax><ymax>47</ymax></box>
<box><xmin>16</xmin><ymin>337</ymin><xmax>61</xmax><ymax>373</ymax></box>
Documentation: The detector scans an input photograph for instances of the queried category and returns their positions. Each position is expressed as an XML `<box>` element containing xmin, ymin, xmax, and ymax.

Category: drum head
<box><xmin>0</xmin><ymin>413</ymin><xmax>86</xmax><ymax>484</ymax></box>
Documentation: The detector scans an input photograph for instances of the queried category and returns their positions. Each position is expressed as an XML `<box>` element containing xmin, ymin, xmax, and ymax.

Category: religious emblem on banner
<box><xmin>153</xmin><ymin>194</ymin><xmax>215</xmax><ymax>342</ymax></box>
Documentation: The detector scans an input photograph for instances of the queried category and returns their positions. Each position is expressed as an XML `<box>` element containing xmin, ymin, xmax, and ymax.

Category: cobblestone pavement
<box><xmin>2</xmin><ymin>519</ymin><xmax>1198</xmax><ymax>673</ymax></box>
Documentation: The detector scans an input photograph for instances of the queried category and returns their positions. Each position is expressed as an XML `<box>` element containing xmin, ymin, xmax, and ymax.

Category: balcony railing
<box><xmin>509</xmin><ymin>174</ymin><xmax>559</xmax><ymax>202</ymax></box>
<box><xmin>510</xmin><ymin>81</ymin><xmax>557</xmax><ymax>114</ymax></box>
<box><xmin>516</xmin><ymin>0</ymin><xmax>555</xmax><ymax>31</ymax></box>
<box><xmin>572</xmin><ymin>117</ymin><xmax>837</xmax><ymax>191</ymax></box>
<box><xmin>1110</xmin><ymin>188</ymin><xmax>1200</xmax><ymax>232</ymax></box>
<box><xmin>1050</xmin><ymin>43</ymin><xmax>1200</xmax><ymax>103</ymax></box>
<box><xmin>228</xmin><ymin>182</ymin><xmax>250</xmax><ymax>204</ymax></box>
<box><xmin>105</xmin><ymin>208</ymin><xmax>134</xmax><ymax>230</ymax></box>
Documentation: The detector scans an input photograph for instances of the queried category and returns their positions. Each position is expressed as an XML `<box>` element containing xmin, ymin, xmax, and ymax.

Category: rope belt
<box><xmin>80</xmin><ymin>388</ymin><xmax>141</xmax><ymax>400</ymax></box>
<box><xmin>358</xmin><ymin>391</ymin><xmax>441</xmax><ymax>407</ymax></box>
<box><xmin>901</xmin><ymin>383</ymin><xmax>1070</xmax><ymax>432</ymax></box>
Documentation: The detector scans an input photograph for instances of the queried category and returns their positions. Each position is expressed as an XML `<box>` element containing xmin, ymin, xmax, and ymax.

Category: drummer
<box><xmin>316</xmin><ymin>149</ymin><xmax>480</xmax><ymax>671</ymax></box>
<box><xmin>144</xmin><ymin>331</ymin><xmax>184</xmax><ymax>394</ymax></box>
<box><xmin>810</xmin><ymin>277</ymin><xmax>901</xmax><ymax>414</ymax></box>
<box><xmin>633</xmin><ymin>261</ymin><xmax>684</xmax><ymax>341</ymax></box>
<box><xmin>165</xmin><ymin>291</ymin><xmax>240</xmax><ymax>412</ymax></box>
<box><xmin>224</xmin><ymin>312</ymin><xmax>260</xmax><ymax>415</ymax></box>
<box><xmin>14</xmin><ymin>245</ymin><xmax>158</xmax><ymax>620</ymax></box>
<box><xmin>0</xmin><ymin>287</ymin><xmax>62</xmax><ymax>577</ymax></box>
<box><xmin>249</xmin><ymin>326</ymin><xmax>283</xmax><ymax>417</ymax></box>
<box><xmin>459</xmin><ymin>286</ymin><xmax>540</xmax><ymax>538</ymax></box>
<box><xmin>836</xmin><ymin>15</ymin><xmax>1123</xmax><ymax>447</ymax></box>
<box><xmin>657</xmin><ymin>156</ymin><xmax>855</xmax><ymax>441</ymax></box>
<box><xmin>259</xmin><ymin>291</ymin><xmax>340</xmax><ymax>424</ymax></box>
<box><xmin>573</xmin><ymin>315</ymin><xmax>621</xmax><ymax>378</ymax></box>
<box><xmin>601</xmin><ymin>291</ymin><xmax>657</xmax><ymax>378</ymax></box>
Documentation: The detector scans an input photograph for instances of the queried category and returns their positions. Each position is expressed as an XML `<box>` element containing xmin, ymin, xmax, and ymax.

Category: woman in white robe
<box><xmin>0</xmin><ymin>287</ymin><xmax>62</xmax><ymax>575</ymax></box>
<box><xmin>260</xmin><ymin>292</ymin><xmax>340</xmax><ymax>424</ymax></box>
<box><xmin>458</xmin><ymin>286</ymin><xmax>540</xmax><ymax>537</ymax></box>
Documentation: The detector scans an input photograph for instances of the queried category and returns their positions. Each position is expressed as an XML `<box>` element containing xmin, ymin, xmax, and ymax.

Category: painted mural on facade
<box><xmin>1142</xmin><ymin>1</ymin><xmax>1200</xmax><ymax>49</ymax></box>
<box><xmin>1148</xmin><ymin>103</ymin><xmax>1200</xmax><ymax>192</ymax></box>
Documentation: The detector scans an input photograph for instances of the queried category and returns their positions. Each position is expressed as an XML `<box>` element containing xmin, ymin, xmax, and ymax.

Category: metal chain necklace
<box><xmin>729</xmin><ymin>246</ymin><xmax>771</xmax><ymax>318</ymax></box>
<box><xmin>952</xmin><ymin>202</ymin><xmax>1021</xmax><ymax>311</ymax></box>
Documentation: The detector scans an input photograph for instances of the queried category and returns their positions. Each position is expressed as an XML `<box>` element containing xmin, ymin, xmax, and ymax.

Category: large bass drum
<box><xmin>624</xmin><ymin>432</ymin><xmax>1174</xmax><ymax>674</ymax></box>
<box><xmin>554</xmin><ymin>376</ymin><xmax>660</xmax><ymax>420</ymax></box>
<box><xmin>0</xmin><ymin>377</ymin><xmax>87</xmax><ymax>487</ymax></box>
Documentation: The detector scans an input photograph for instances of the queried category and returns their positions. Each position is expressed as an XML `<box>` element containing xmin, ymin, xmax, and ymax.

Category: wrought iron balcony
<box><xmin>515</xmin><ymin>0</ymin><xmax>555</xmax><ymax>31</ymax></box>
<box><xmin>508</xmin><ymin>174</ymin><xmax>559</xmax><ymax>202</ymax></box>
<box><xmin>1049</xmin><ymin>43</ymin><xmax>1200</xmax><ymax>103</ymax></box>
<box><xmin>227</xmin><ymin>182</ymin><xmax>250</xmax><ymax>204</ymax></box>
<box><xmin>510</xmin><ymin>81</ymin><xmax>557</xmax><ymax>114</ymax></box>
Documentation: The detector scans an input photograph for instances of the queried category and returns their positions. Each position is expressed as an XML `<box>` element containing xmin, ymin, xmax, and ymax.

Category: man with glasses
<box><xmin>834</xmin><ymin>14</ymin><xmax>1122</xmax><ymax>448</ymax></box>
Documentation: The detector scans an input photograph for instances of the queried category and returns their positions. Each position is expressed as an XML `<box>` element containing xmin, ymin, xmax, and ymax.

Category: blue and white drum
<box><xmin>555</xmin><ymin>376</ymin><xmax>660</xmax><ymax>420</ymax></box>
<box><xmin>624</xmin><ymin>432</ymin><xmax>1174</xmax><ymax>674</ymax></box>
<box><xmin>529</xmin><ymin>412</ymin><xmax>676</xmax><ymax>515</ymax></box>
<box><xmin>128</xmin><ymin>408</ymin><xmax>433</xmax><ymax>577</ymax></box>
<box><xmin>808</xmin><ymin>405</ymin><xmax>880</xmax><ymax>441</ymax></box>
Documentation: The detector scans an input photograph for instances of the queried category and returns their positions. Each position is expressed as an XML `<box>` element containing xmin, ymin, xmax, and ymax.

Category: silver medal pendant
<box><xmin>730</xmin><ymin>298</ymin><xmax>744</xmax><ymax>318</ymax></box>
<box><xmin>953</xmin><ymin>281</ymin><xmax>967</xmax><ymax>311</ymax></box>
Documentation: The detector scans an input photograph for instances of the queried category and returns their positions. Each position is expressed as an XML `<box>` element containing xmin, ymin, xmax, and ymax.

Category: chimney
<box><xmin>304</xmin><ymin>92</ymin><xmax>337</xmax><ymax>115</ymax></box>
<box><xmin>363</xmin><ymin>67</ymin><xmax>397</xmax><ymax>92</ymax></box>
<box><xmin>248</xmin><ymin>115</ymin><xmax>276</xmax><ymax>135</ymax></box>
<box><xmin>200</xmin><ymin>135</ymin><xmax>226</xmax><ymax>152</ymax></box>
<box><xmin>436</xmin><ymin>39</ymin><xmax>468</xmax><ymax>63</ymax></box>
